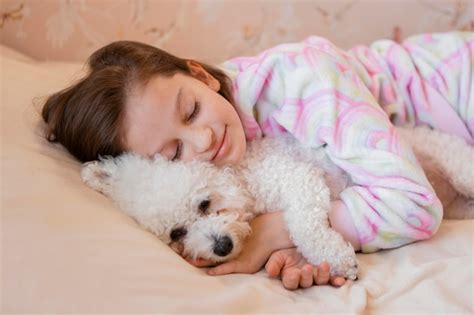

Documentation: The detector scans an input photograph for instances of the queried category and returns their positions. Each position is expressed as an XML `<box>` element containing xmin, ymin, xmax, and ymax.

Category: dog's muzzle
<box><xmin>213</xmin><ymin>235</ymin><xmax>233</xmax><ymax>257</ymax></box>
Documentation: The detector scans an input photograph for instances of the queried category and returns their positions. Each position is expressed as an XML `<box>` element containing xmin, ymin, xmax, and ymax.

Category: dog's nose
<box><xmin>170</xmin><ymin>227</ymin><xmax>187</xmax><ymax>241</ymax></box>
<box><xmin>213</xmin><ymin>235</ymin><xmax>233</xmax><ymax>257</ymax></box>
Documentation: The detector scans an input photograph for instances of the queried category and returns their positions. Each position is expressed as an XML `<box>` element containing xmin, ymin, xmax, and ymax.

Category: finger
<box><xmin>299</xmin><ymin>264</ymin><xmax>314</xmax><ymax>288</ymax></box>
<box><xmin>265</xmin><ymin>252</ymin><xmax>285</xmax><ymax>277</ymax></box>
<box><xmin>330</xmin><ymin>276</ymin><xmax>346</xmax><ymax>287</ymax></box>
<box><xmin>315</xmin><ymin>262</ymin><xmax>330</xmax><ymax>285</ymax></box>
<box><xmin>282</xmin><ymin>269</ymin><xmax>300</xmax><ymax>290</ymax></box>
<box><xmin>186</xmin><ymin>257</ymin><xmax>215</xmax><ymax>267</ymax></box>
<box><xmin>207</xmin><ymin>261</ymin><xmax>241</xmax><ymax>276</ymax></box>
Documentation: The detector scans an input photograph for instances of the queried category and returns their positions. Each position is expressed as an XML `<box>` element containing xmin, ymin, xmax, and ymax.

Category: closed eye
<box><xmin>171</xmin><ymin>103</ymin><xmax>200</xmax><ymax>161</ymax></box>
<box><xmin>187</xmin><ymin>102</ymin><xmax>200</xmax><ymax>122</ymax></box>
<box><xmin>171</xmin><ymin>141</ymin><xmax>182</xmax><ymax>161</ymax></box>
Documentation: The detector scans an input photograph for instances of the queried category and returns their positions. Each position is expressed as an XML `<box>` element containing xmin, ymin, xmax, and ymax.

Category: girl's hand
<box><xmin>265</xmin><ymin>248</ymin><xmax>346</xmax><ymax>290</ymax></box>
<box><xmin>186</xmin><ymin>212</ymin><xmax>347</xmax><ymax>290</ymax></box>
<box><xmin>187</xmin><ymin>211</ymin><xmax>294</xmax><ymax>275</ymax></box>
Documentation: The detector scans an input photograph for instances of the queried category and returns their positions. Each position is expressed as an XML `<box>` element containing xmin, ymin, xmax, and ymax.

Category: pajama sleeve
<box><xmin>263</xmin><ymin>38</ymin><xmax>443</xmax><ymax>253</ymax></box>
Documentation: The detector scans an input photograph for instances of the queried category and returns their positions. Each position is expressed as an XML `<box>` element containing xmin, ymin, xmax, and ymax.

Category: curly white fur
<box><xmin>82</xmin><ymin>135</ymin><xmax>358</xmax><ymax>279</ymax></box>
<box><xmin>81</xmin><ymin>127</ymin><xmax>473</xmax><ymax>281</ymax></box>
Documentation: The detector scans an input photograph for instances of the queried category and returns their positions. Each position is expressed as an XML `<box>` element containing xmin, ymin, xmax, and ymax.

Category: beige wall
<box><xmin>1</xmin><ymin>0</ymin><xmax>473</xmax><ymax>63</ymax></box>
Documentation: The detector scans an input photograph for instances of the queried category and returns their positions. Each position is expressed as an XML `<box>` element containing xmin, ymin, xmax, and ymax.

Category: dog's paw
<box><xmin>343</xmin><ymin>260</ymin><xmax>359</xmax><ymax>281</ymax></box>
<box><xmin>81</xmin><ymin>160</ymin><xmax>115</xmax><ymax>195</ymax></box>
<box><xmin>334</xmin><ymin>243</ymin><xmax>358</xmax><ymax>280</ymax></box>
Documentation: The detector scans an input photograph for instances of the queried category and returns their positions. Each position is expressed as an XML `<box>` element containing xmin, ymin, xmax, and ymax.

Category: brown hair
<box><xmin>41</xmin><ymin>41</ymin><xmax>235</xmax><ymax>162</ymax></box>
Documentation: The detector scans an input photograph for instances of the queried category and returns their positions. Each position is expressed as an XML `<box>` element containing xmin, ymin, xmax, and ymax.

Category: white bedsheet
<box><xmin>1</xmin><ymin>44</ymin><xmax>473</xmax><ymax>314</ymax></box>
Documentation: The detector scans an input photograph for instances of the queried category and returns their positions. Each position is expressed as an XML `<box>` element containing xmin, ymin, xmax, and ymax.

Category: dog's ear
<box><xmin>81</xmin><ymin>158</ymin><xmax>117</xmax><ymax>196</ymax></box>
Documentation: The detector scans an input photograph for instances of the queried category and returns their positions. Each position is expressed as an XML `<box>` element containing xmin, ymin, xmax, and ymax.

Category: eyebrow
<box><xmin>174</xmin><ymin>86</ymin><xmax>183</xmax><ymax>118</ymax></box>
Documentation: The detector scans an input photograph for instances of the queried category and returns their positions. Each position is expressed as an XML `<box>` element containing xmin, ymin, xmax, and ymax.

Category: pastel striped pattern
<box><xmin>220</xmin><ymin>32</ymin><xmax>473</xmax><ymax>252</ymax></box>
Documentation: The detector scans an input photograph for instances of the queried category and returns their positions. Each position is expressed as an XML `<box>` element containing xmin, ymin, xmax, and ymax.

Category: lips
<box><xmin>211</xmin><ymin>126</ymin><xmax>227</xmax><ymax>162</ymax></box>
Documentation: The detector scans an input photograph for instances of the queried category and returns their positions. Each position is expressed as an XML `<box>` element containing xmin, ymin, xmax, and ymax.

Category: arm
<box><xmin>268</xmin><ymin>37</ymin><xmax>443</xmax><ymax>253</ymax></box>
<box><xmin>329</xmin><ymin>200</ymin><xmax>361</xmax><ymax>251</ymax></box>
<box><xmin>239</xmin><ymin>138</ymin><xmax>359</xmax><ymax>278</ymax></box>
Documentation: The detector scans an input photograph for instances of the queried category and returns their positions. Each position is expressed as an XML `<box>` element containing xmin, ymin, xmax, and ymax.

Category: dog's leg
<box><xmin>397</xmin><ymin>127</ymin><xmax>474</xmax><ymax>219</ymax></box>
<box><xmin>284</xmin><ymin>184</ymin><xmax>358</xmax><ymax>280</ymax></box>
<box><xmin>243</xmin><ymin>145</ymin><xmax>358</xmax><ymax>279</ymax></box>
<box><xmin>398</xmin><ymin>126</ymin><xmax>474</xmax><ymax>198</ymax></box>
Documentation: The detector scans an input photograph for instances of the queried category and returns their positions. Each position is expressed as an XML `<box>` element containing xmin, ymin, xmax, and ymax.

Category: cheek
<box><xmin>230</xmin><ymin>127</ymin><xmax>247</xmax><ymax>165</ymax></box>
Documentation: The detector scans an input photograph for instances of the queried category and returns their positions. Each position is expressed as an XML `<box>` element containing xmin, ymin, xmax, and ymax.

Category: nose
<box><xmin>182</xmin><ymin>126</ymin><xmax>214</xmax><ymax>154</ymax></box>
<box><xmin>213</xmin><ymin>235</ymin><xmax>233</xmax><ymax>257</ymax></box>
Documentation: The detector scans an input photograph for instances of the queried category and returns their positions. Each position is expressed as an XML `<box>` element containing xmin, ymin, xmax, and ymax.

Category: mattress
<box><xmin>1</xmin><ymin>44</ymin><xmax>473</xmax><ymax>314</ymax></box>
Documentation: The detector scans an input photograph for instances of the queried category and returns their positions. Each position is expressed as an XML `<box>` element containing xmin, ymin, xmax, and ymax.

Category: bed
<box><xmin>2</xmin><ymin>44</ymin><xmax>473</xmax><ymax>314</ymax></box>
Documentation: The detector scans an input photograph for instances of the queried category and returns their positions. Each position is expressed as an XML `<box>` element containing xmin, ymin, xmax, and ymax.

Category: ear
<box><xmin>186</xmin><ymin>60</ymin><xmax>221</xmax><ymax>92</ymax></box>
<box><xmin>81</xmin><ymin>159</ymin><xmax>116</xmax><ymax>196</ymax></box>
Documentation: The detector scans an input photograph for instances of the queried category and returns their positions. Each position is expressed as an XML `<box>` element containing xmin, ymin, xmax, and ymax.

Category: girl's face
<box><xmin>123</xmin><ymin>62</ymin><xmax>246</xmax><ymax>167</ymax></box>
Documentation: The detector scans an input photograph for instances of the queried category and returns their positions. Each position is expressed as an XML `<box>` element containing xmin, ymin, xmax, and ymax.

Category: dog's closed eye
<box><xmin>198</xmin><ymin>199</ymin><xmax>211</xmax><ymax>213</ymax></box>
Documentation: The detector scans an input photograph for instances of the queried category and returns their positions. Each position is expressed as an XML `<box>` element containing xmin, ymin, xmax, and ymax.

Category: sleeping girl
<box><xmin>41</xmin><ymin>31</ymin><xmax>473</xmax><ymax>290</ymax></box>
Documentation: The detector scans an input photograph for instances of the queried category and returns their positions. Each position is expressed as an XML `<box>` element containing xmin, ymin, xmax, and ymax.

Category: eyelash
<box><xmin>172</xmin><ymin>142</ymin><xmax>182</xmax><ymax>161</ymax></box>
<box><xmin>172</xmin><ymin>103</ymin><xmax>200</xmax><ymax>161</ymax></box>
<box><xmin>187</xmin><ymin>102</ymin><xmax>200</xmax><ymax>122</ymax></box>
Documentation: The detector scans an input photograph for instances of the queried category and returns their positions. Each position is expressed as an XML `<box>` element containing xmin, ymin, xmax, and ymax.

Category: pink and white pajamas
<box><xmin>220</xmin><ymin>32</ymin><xmax>473</xmax><ymax>253</ymax></box>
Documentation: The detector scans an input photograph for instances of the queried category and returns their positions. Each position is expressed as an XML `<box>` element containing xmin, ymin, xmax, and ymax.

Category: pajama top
<box><xmin>220</xmin><ymin>32</ymin><xmax>473</xmax><ymax>253</ymax></box>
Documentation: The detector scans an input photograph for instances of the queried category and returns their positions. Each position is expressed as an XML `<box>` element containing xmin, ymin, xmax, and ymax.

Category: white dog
<box><xmin>81</xmin><ymin>127</ymin><xmax>473</xmax><ymax>281</ymax></box>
